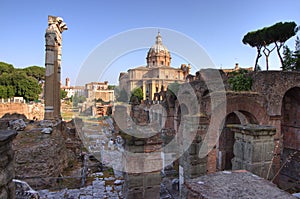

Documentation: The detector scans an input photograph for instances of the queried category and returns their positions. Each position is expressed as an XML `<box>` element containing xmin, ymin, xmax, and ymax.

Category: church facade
<box><xmin>119</xmin><ymin>32</ymin><xmax>190</xmax><ymax>101</ymax></box>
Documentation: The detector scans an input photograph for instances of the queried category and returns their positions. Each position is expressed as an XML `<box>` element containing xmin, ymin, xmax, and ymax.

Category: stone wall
<box><xmin>0</xmin><ymin>130</ymin><xmax>17</xmax><ymax>199</ymax></box>
<box><xmin>251</xmin><ymin>71</ymin><xmax>300</xmax><ymax>116</ymax></box>
<box><xmin>115</xmin><ymin>70</ymin><xmax>300</xmax><ymax>195</ymax></box>
<box><xmin>12</xmin><ymin>121</ymin><xmax>77</xmax><ymax>190</ymax></box>
<box><xmin>182</xmin><ymin>70</ymin><xmax>300</xmax><ymax>191</ymax></box>
<box><xmin>0</xmin><ymin>103</ymin><xmax>44</xmax><ymax>120</ymax></box>
<box><xmin>251</xmin><ymin>71</ymin><xmax>300</xmax><ymax>190</ymax></box>
<box><xmin>179</xmin><ymin>115</ymin><xmax>208</xmax><ymax>181</ymax></box>
<box><xmin>230</xmin><ymin>124</ymin><xmax>276</xmax><ymax>180</ymax></box>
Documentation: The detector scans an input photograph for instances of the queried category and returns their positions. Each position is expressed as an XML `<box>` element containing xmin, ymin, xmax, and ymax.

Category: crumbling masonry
<box><xmin>114</xmin><ymin>70</ymin><xmax>300</xmax><ymax>198</ymax></box>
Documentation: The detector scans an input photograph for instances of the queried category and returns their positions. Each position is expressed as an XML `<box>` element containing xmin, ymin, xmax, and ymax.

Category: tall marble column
<box><xmin>44</xmin><ymin>15</ymin><xmax>67</xmax><ymax>120</ymax></box>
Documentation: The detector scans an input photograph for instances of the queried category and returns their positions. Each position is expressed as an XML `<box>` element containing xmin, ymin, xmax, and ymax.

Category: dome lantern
<box><xmin>146</xmin><ymin>32</ymin><xmax>171</xmax><ymax>67</ymax></box>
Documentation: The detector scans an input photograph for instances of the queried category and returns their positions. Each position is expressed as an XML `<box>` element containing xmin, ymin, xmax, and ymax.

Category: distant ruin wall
<box><xmin>0</xmin><ymin>103</ymin><xmax>44</xmax><ymax>120</ymax></box>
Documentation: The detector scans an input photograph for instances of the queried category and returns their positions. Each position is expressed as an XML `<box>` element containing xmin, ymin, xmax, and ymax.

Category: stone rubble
<box><xmin>8</xmin><ymin>119</ymin><xmax>26</xmax><ymax>131</ymax></box>
<box><xmin>38</xmin><ymin>120</ymin><xmax>54</xmax><ymax>128</ymax></box>
<box><xmin>37</xmin><ymin>176</ymin><xmax>180</xmax><ymax>199</ymax></box>
<box><xmin>41</xmin><ymin>127</ymin><xmax>52</xmax><ymax>134</ymax></box>
<box><xmin>38</xmin><ymin>177</ymin><xmax>124</xmax><ymax>199</ymax></box>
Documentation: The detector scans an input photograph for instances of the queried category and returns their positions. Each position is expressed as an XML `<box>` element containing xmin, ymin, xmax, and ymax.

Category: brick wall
<box><xmin>0</xmin><ymin>103</ymin><xmax>44</xmax><ymax>120</ymax></box>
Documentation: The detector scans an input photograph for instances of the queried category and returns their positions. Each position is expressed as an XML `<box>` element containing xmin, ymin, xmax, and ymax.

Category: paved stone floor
<box><xmin>38</xmin><ymin>177</ymin><xmax>124</xmax><ymax>199</ymax></box>
<box><xmin>38</xmin><ymin>177</ymin><xmax>179</xmax><ymax>199</ymax></box>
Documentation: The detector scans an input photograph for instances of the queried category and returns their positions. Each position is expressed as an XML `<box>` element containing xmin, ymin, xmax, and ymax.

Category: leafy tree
<box><xmin>6</xmin><ymin>86</ymin><xmax>15</xmax><ymax>98</ymax></box>
<box><xmin>293</xmin><ymin>36</ymin><xmax>300</xmax><ymax>70</ymax></box>
<box><xmin>0</xmin><ymin>62</ymin><xmax>14</xmax><ymax>75</ymax></box>
<box><xmin>243</xmin><ymin>30</ymin><xmax>264</xmax><ymax>71</ymax></box>
<box><xmin>243</xmin><ymin>27</ymin><xmax>275</xmax><ymax>70</ymax></box>
<box><xmin>282</xmin><ymin>37</ymin><xmax>300</xmax><ymax>71</ymax></box>
<box><xmin>260</xmin><ymin>27</ymin><xmax>276</xmax><ymax>71</ymax></box>
<box><xmin>0</xmin><ymin>73</ymin><xmax>13</xmax><ymax>86</ymax></box>
<box><xmin>0</xmin><ymin>85</ymin><xmax>15</xmax><ymax>99</ymax></box>
<box><xmin>130</xmin><ymin>87</ymin><xmax>143</xmax><ymax>103</ymax></box>
<box><xmin>282</xmin><ymin>46</ymin><xmax>295</xmax><ymax>71</ymax></box>
<box><xmin>0</xmin><ymin>62</ymin><xmax>43</xmax><ymax>101</ymax></box>
<box><xmin>108</xmin><ymin>85</ymin><xmax>116</xmax><ymax>90</ymax></box>
<box><xmin>60</xmin><ymin>89</ymin><xmax>68</xmax><ymax>99</ymax></box>
<box><xmin>243</xmin><ymin>21</ymin><xmax>298</xmax><ymax>71</ymax></box>
<box><xmin>15</xmin><ymin>76</ymin><xmax>42</xmax><ymax>101</ymax></box>
<box><xmin>0</xmin><ymin>86</ymin><xmax>7</xmax><ymax>99</ymax></box>
<box><xmin>23</xmin><ymin>66</ymin><xmax>45</xmax><ymax>81</ymax></box>
<box><xmin>72</xmin><ymin>93</ymin><xmax>86</xmax><ymax>107</ymax></box>
<box><xmin>271</xmin><ymin>22</ymin><xmax>298</xmax><ymax>67</ymax></box>
<box><xmin>228</xmin><ymin>69</ymin><xmax>252</xmax><ymax>91</ymax></box>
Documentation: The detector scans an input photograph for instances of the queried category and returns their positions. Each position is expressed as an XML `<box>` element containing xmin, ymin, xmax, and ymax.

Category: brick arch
<box><xmin>277</xmin><ymin>86</ymin><xmax>300</xmax><ymax>116</ymax></box>
<box><xmin>267</xmin><ymin>85</ymin><xmax>300</xmax><ymax>116</ymax></box>
<box><xmin>217</xmin><ymin>112</ymin><xmax>241</xmax><ymax>171</ymax></box>
<box><xmin>209</xmin><ymin>94</ymin><xmax>269</xmax><ymax>126</ymax></box>
<box><xmin>205</xmin><ymin>94</ymin><xmax>268</xmax><ymax>173</ymax></box>
<box><xmin>226</xmin><ymin>97</ymin><xmax>268</xmax><ymax>125</ymax></box>
<box><xmin>279</xmin><ymin>86</ymin><xmax>300</xmax><ymax>191</ymax></box>
<box><xmin>197</xmin><ymin>93</ymin><xmax>269</xmax><ymax>154</ymax></box>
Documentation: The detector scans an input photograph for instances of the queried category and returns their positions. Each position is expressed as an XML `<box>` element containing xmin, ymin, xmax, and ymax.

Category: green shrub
<box><xmin>228</xmin><ymin>71</ymin><xmax>252</xmax><ymax>91</ymax></box>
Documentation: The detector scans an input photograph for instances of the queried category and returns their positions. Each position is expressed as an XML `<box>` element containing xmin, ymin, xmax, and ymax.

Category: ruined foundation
<box><xmin>0</xmin><ymin>130</ymin><xmax>17</xmax><ymax>199</ymax></box>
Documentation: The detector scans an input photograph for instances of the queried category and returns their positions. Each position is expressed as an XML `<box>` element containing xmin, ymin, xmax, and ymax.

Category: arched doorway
<box><xmin>280</xmin><ymin>87</ymin><xmax>300</xmax><ymax>191</ymax></box>
<box><xmin>217</xmin><ymin>111</ymin><xmax>258</xmax><ymax>171</ymax></box>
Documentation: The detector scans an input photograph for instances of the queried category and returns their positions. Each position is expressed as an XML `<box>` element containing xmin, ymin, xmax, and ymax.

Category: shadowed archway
<box><xmin>279</xmin><ymin>87</ymin><xmax>300</xmax><ymax>192</ymax></box>
<box><xmin>217</xmin><ymin>111</ymin><xmax>258</xmax><ymax>171</ymax></box>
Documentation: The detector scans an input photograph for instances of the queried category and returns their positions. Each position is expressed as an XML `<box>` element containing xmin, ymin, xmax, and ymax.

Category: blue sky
<box><xmin>1</xmin><ymin>0</ymin><xmax>299</xmax><ymax>85</ymax></box>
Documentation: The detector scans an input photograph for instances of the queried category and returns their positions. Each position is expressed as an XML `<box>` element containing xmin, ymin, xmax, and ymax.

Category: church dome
<box><xmin>146</xmin><ymin>32</ymin><xmax>171</xmax><ymax>67</ymax></box>
<box><xmin>149</xmin><ymin>32</ymin><xmax>169</xmax><ymax>53</ymax></box>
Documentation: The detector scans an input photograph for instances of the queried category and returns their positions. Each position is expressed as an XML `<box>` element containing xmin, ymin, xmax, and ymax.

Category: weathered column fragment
<box><xmin>120</xmin><ymin>104</ymin><xmax>163</xmax><ymax>199</ymax></box>
<box><xmin>122</xmin><ymin>135</ymin><xmax>162</xmax><ymax>199</ymax></box>
<box><xmin>230</xmin><ymin>124</ymin><xmax>276</xmax><ymax>179</ymax></box>
<box><xmin>44</xmin><ymin>15</ymin><xmax>67</xmax><ymax>120</ymax></box>
<box><xmin>179</xmin><ymin>115</ymin><xmax>208</xmax><ymax>197</ymax></box>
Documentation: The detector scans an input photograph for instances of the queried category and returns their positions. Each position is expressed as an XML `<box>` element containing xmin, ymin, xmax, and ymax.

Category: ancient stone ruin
<box><xmin>0</xmin><ymin>14</ymin><xmax>300</xmax><ymax>199</ymax></box>
<box><xmin>44</xmin><ymin>15</ymin><xmax>68</xmax><ymax>120</ymax></box>
<box><xmin>0</xmin><ymin>130</ymin><xmax>17</xmax><ymax>199</ymax></box>
<box><xmin>113</xmin><ymin>70</ymin><xmax>300</xmax><ymax>198</ymax></box>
